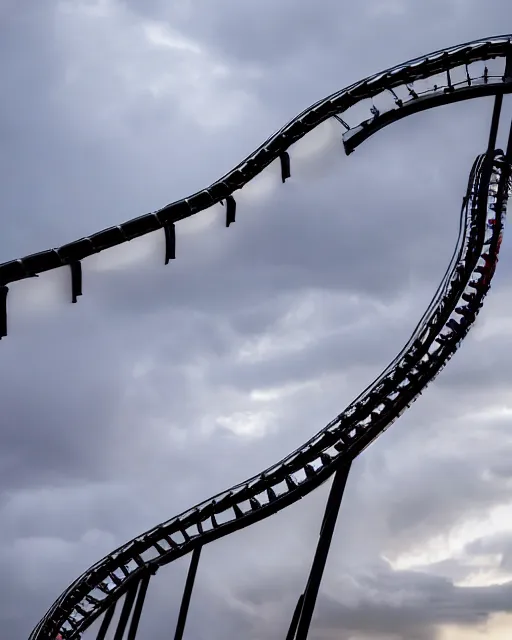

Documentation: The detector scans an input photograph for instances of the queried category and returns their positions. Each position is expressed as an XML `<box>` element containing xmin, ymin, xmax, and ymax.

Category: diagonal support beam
<box><xmin>113</xmin><ymin>582</ymin><xmax>139</xmax><ymax>640</ymax></box>
<box><xmin>486</xmin><ymin>93</ymin><xmax>503</xmax><ymax>155</ymax></box>
<box><xmin>126</xmin><ymin>572</ymin><xmax>152</xmax><ymax>640</ymax></box>
<box><xmin>96</xmin><ymin>602</ymin><xmax>117</xmax><ymax>640</ymax></box>
<box><xmin>291</xmin><ymin>462</ymin><xmax>352</xmax><ymax>640</ymax></box>
<box><xmin>173</xmin><ymin>546</ymin><xmax>202</xmax><ymax>640</ymax></box>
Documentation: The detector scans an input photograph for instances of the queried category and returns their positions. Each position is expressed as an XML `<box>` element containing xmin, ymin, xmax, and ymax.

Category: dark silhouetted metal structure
<box><xmin>1</xmin><ymin>35</ymin><xmax>512</xmax><ymax>640</ymax></box>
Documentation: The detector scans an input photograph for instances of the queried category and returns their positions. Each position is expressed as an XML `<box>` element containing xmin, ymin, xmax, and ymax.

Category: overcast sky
<box><xmin>2</xmin><ymin>1</ymin><xmax>512</xmax><ymax>639</ymax></box>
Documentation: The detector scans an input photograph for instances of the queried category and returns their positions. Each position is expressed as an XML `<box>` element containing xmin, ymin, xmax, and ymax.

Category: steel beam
<box><xmin>292</xmin><ymin>462</ymin><xmax>352</xmax><ymax>640</ymax></box>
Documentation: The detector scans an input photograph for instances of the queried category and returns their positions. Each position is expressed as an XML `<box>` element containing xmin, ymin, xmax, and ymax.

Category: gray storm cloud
<box><xmin>2</xmin><ymin>1</ymin><xmax>512</xmax><ymax>639</ymax></box>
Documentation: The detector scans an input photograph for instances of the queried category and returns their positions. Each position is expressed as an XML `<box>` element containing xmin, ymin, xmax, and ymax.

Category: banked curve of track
<box><xmin>20</xmin><ymin>36</ymin><xmax>512</xmax><ymax>639</ymax></box>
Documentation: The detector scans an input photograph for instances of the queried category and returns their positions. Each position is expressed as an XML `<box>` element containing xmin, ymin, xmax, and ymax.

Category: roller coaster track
<box><xmin>4</xmin><ymin>35</ymin><xmax>512</xmax><ymax>640</ymax></box>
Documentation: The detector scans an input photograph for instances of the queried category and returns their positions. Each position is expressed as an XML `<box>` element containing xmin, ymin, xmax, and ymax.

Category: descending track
<box><xmin>4</xmin><ymin>35</ymin><xmax>510</xmax><ymax>639</ymax></box>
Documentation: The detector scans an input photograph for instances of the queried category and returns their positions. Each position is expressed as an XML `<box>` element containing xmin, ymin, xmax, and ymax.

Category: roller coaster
<box><xmin>3</xmin><ymin>35</ymin><xmax>512</xmax><ymax>640</ymax></box>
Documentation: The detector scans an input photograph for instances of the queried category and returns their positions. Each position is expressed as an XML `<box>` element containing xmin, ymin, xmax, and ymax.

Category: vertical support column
<box><xmin>113</xmin><ymin>582</ymin><xmax>139</xmax><ymax>640</ymax></box>
<box><xmin>291</xmin><ymin>461</ymin><xmax>352</xmax><ymax>640</ymax></box>
<box><xmin>127</xmin><ymin>572</ymin><xmax>152</xmax><ymax>640</ymax></box>
<box><xmin>506</xmin><ymin>119</ymin><xmax>512</xmax><ymax>159</ymax></box>
<box><xmin>96</xmin><ymin>602</ymin><xmax>117</xmax><ymax>640</ymax></box>
<box><xmin>0</xmin><ymin>285</ymin><xmax>7</xmax><ymax>339</ymax></box>
<box><xmin>486</xmin><ymin>93</ymin><xmax>503</xmax><ymax>155</ymax></box>
<box><xmin>173</xmin><ymin>546</ymin><xmax>202</xmax><ymax>640</ymax></box>
<box><xmin>476</xmin><ymin>94</ymin><xmax>504</xmax><ymax>216</ymax></box>
<box><xmin>495</xmin><ymin>118</ymin><xmax>512</xmax><ymax>214</ymax></box>
<box><xmin>285</xmin><ymin>594</ymin><xmax>304</xmax><ymax>640</ymax></box>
